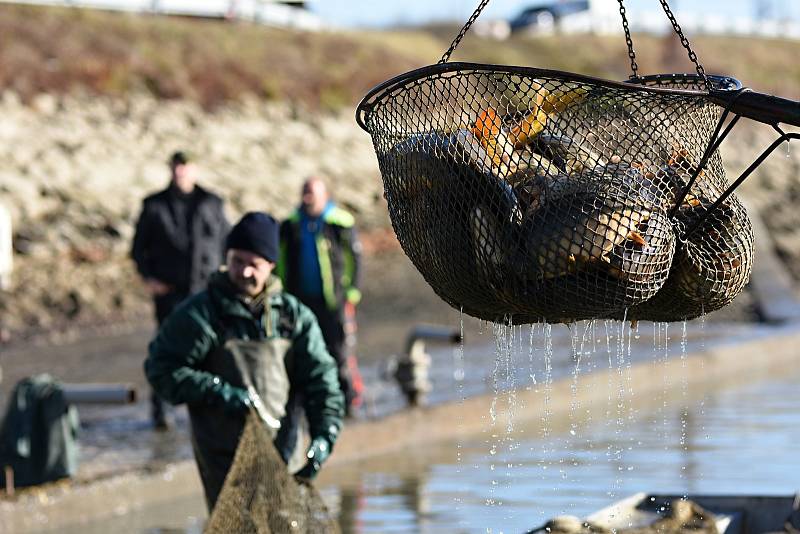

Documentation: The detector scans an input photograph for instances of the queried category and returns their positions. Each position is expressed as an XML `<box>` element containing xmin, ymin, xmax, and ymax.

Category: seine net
<box><xmin>357</xmin><ymin>66</ymin><xmax>753</xmax><ymax>323</ymax></box>
<box><xmin>205</xmin><ymin>413</ymin><xmax>340</xmax><ymax>534</ymax></box>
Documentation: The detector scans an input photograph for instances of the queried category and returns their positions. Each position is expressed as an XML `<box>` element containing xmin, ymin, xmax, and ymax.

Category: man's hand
<box><xmin>144</xmin><ymin>278</ymin><xmax>172</xmax><ymax>297</ymax></box>
<box><xmin>215</xmin><ymin>382</ymin><xmax>251</xmax><ymax>415</ymax></box>
<box><xmin>295</xmin><ymin>437</ymin><xmax>331</xmax><ymax>480</ymax></box>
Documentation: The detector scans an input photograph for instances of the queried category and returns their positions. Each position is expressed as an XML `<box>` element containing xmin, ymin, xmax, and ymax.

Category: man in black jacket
<box><xmin>132</xmin><ymin>151</ymin><xmax>230</xmax><ymax>429</ymax></box>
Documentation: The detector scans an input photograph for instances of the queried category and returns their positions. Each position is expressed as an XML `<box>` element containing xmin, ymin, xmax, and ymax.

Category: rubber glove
<box><xmin>295</xmin><ymin>437</ymin><xmax>331</xmax><ymax>480</ymax></box>
<box><xmin>212</xmin><ymin>381</ymin><xmax>251</xmax><ymax>415</ymax></box>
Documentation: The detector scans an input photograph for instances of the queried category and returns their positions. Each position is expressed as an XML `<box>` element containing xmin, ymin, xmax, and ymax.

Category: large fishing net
<box><xmin>205</xmin><ymin>413</ymin><xmax>339</xmax><ymax>534</ymax></box>
<box><xmin>357</xmin><ymin>66</ymin><xmax>753</xmax><ymax>323</ymax></box>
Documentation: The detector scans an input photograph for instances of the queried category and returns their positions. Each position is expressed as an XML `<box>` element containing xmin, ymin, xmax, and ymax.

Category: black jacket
<box><xmin>131</xmin><ymin>185</ymin><xmax>229</xmax><ymax>295</ymax></box>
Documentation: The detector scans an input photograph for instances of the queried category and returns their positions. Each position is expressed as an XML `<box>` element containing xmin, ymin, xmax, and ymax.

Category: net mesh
<box><xmin>359</xmin><ymin>65</ymin><xmax>753</xmax><ymax>323</ymax></box>
<box><xmin>205</xmin><ymin>413</ymin><xmax>340</xmax><ymax>534</ymax></box>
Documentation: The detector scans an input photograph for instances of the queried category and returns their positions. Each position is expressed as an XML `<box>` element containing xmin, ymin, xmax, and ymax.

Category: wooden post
<box><xmin>4</xmin><ymin>465</ymin><xmax>14</xmax><ymax>497</ymax></box>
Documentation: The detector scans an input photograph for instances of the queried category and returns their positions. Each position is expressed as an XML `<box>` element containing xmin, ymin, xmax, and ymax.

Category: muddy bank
<box><xmin>0</xmin><ymin>92</ymin><xmax>387</xmax><ymax>341</ymax></box>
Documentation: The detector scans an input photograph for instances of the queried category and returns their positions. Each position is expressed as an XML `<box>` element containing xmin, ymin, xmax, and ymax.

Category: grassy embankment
<box><xmin>1</xmin><ymin>4</ymin><xmax>799</xmax><ymax>109</ymax></box>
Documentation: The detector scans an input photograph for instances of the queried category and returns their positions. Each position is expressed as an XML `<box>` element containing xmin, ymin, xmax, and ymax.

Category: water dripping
<box><xmin>568</xmin><ymin>324</ymin><xmax>581</xmax><ymax>435</ymax></box>
<box><xmin>505</xmin><ymin>320</ymin><xmax>519</xmax><ymax>437</ymax></box>
<box><xmin>539</xmin><ymin>322</ymin><xmax>555</xmax><ymax>489</ymax></box>
<box><xmin>698</xmin><ymin>312</ymin><xmax>708</xmax><ymax>446</ymax></box>
<box><xmin>603</xmin><ymin>320</ymin><xmax>615</xmax><ymax>469</ymax></box>
<box><xmin>622</xmin><ymin>313</ymin><xmax>637</xmax><ymax>472</ymax></box>
<box><xmin>454</xmin><ymin>307</ymin><xmax>465</xmax><ymax>510</ymax></box>
<box><xmin>662</xmin><ymin>322</ymin><xmax>671</xmax><ymax>452</ymax></box>
<box><xmin>613</xmin><ymin>314</ymin><xmax>628</xmax><ymax>493</ymax></box>
<box><xmin>679</xmin><ymin>320</ymin><xmax>689</xmax><ymax>498</ymax></box>
<box><xmin>583</xmin><ymin>321</ymin><xmax>597</xmax><ymax>458</ymax></box>
<box><xmin>564</xmin><ymin>324</ymin><xmax>581</xmax><ymax>499</ymax></box>
<box><xmin>487</xmin><ymin>322</ymin><xmax>503</xmax><ymax>509</ymax></box>
<box><xmin>503</xmin><ymin>320</ymin><xmax>520</xmax><ymax>525</ymax></box>
<box><xmin>528</xmin><ymin>323</ymin><xmax>539</xmax><ymax>390</ymax></box>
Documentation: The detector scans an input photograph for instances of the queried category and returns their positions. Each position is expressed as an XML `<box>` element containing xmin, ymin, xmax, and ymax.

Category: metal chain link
<box><xmin>658</xmin><ymin>0</ymin><xmax>711</xmax><ymax>89</ymax></box>
<box><xmin>439</xmin><ymin>0</ymin><xmax>492</xmax><ymax>64</ymax></box>
<box><xmin>616</xmin><ymin>0</ymin><xmax>639</xmax><ymax>79</ymax></box>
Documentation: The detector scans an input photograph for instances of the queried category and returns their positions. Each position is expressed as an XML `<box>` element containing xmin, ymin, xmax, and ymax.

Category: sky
<box><xmin>308</xmin><ymin>0</ymin><xmax>799</xmax><ymax>29</ymax></box>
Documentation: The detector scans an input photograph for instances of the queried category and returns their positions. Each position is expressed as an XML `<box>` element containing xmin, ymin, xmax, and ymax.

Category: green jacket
<box><xmin>145</xmin><ymin>272</ymin><xmax>344</xmax><ymax>460</ymax></box>
<box><xmin>277</xmin><ymin>205</ymin><xmax>362</xmax><ymax>310</ymax></box>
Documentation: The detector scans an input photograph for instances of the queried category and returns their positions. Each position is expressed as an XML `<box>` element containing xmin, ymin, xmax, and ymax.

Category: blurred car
<box><xmin>509</xmin><ymin>1</ymin><xmax>590</xmax><ymax>33</ymax></box>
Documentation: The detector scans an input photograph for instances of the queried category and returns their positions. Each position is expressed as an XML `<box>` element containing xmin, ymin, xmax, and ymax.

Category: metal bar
<box><xmin>669</xmin><ymin>106</ymin><xmax>742</xmax><ymax>218</ymax></box>
<box><xmin>683</xmin><ymin>132</ymin><xmax>800</xmax><ymax>240</ymax></box>
<box><xmin>61</xmin><ymin>383</ymin><xmax>137</xmax><ymax>404</ymax></box>
<box><xmin>708</xmin><ymin>88</ymin><xmax>800</xmax><ymax>127</ymax></box>
<box><xmin>404</xmin><ymin>325</ymin><xmax>462</xmax><ymax>354</ymax></box>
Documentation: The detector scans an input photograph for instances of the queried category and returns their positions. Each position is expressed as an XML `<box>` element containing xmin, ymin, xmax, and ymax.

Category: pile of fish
<box><xmin>384</xmin><ymin>83</ymin><xmax>752</xmax><ymax>322</ymax></box>
<box><xmin>529</xmin><ymin>499</ymin><xmax>720</xmax><ymax>534</ymax></box>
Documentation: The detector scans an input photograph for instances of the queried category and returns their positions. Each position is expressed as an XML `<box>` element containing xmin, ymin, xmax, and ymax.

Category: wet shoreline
<box><xmin>2</xmin><ymin>317</ymin><xmax>798</xmax><ymax>532</ymax></box>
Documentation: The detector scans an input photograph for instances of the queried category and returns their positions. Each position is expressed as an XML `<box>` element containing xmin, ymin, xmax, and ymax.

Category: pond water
<box><xmin>324</xmin><ymin>366</ymin><xmax>800</xmax><ymax>533</ymax></box>
<box><xmin>44</xmin><ymin>321</ymin><xmax>800</xmax><ymax>533</ymax></box>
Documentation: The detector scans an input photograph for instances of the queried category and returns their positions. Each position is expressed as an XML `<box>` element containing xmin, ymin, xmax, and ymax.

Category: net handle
<box><xmin>618</xmin><ymin>0</ymin><xmax>711</xmax><ymax>90</ymax></box>
<box><xmin>439</xmin><ymin>0</ymin><xmax>491</xmax><ymax>64</ymax></box>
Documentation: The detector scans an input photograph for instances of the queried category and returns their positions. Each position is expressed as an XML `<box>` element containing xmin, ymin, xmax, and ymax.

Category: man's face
<box><xmin>226</xmin><ymin>249</ymin><xmax>274</xmax><ymax>297</ymax></box>
<box><xmin>301</xmin><ymin>178</ymin><xmax>328</xmax><ymax>217</ymax></box>
<box><xmin>172</xmin><ymin>163</ymin><xmax>198</xmax><ymax>194</ymax></box>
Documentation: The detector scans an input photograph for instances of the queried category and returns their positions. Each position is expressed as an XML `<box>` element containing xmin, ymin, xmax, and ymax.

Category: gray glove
<box><xmin>295</xmin><ymin>437</ymin><xmax>331</xmax><ymax>480</ymax></box>
<box><xmin>212</xmin><ymin>382</ymin><xmax>251</xmax><ymax>415</ymax></box>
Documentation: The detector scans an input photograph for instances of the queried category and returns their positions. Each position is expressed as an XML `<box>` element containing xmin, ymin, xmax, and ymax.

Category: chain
<box><xmin>658</xmin><ymin>0</ymin><xmax>711</xmax><ymax>89</ymax></box>
<box><xmin>439</xmin><ymin>0</ymin><xmax>492</xmax><ymax>64</ymax></box>
<box><xmin>616</xmin><ymin>0</ymin><xmax>639</xmax><ymax>79</ymax></box>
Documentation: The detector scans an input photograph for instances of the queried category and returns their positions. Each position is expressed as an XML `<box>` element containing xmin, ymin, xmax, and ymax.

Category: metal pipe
<box><xmin>404</xmin><ymin>325</ymin><xmax>462</xmax><ymax>354</ymax></box>
<box><xmin>709</xmin><ymin>88</ymin><xmax>800</xmax><ymax>128</ymax></box>
<box><xmin>61</xmin><ymin>384</ymin><xmax>137</xmax><ymax>404</ymax></box>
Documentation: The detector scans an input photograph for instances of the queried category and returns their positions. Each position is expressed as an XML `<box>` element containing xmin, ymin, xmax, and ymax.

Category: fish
<box><xmin>470</xmin><ymin>87</ymin><xmax>590</xmax><ymax>174</ymax></box>
<box><xmin>530</xmin><ymin>133</ymin><xmax>606</xmax><ymax>175</ymax></box>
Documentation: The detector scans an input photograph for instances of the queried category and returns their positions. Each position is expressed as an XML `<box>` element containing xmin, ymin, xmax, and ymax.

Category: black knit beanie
<box><xmin>226</xmin><ymin>212</ymin><xmax>280</xmax><ymax>263</ymax></box>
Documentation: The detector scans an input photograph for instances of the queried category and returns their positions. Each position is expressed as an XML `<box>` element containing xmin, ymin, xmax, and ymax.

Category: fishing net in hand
<box><xmin>205</xmin><ymin>413</ymin><xmax>339</xmax><ymax>534</ymax></box>
<box><xmin>357</xmin><ymin>66</ymin><xmax>753</xmax><ymax>323</ymax></box>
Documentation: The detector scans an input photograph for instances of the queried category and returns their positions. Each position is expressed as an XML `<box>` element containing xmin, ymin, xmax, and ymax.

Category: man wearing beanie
<box><xmin>145</xmin><ymin>212</ymin><xmax>345</xmax><ymax>511</ymax></box>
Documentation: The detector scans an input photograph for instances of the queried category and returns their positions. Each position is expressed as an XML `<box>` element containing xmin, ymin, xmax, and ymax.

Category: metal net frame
<box><xmin>356</xmin><ymin>0</ymin><xmax>800</xmax><ymax>325</ymax></box>
<box><xmin>358</xmin><ymin>65</ymin><xmax>752</xmax><ymax>323</ymax></box>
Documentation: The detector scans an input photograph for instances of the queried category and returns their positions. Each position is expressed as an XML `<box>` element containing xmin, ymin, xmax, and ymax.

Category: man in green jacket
<box><xmin>145</xmin><ymin>212</ymin><xmax>344</xmax><ymax>511</ymax></box>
